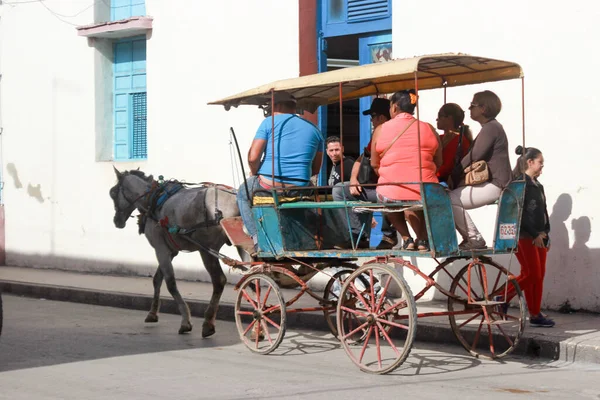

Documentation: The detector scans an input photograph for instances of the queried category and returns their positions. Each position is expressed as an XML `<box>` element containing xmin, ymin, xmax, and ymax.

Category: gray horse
<box><xmin>109</xmin><ymin>168</ymin><xmax>245</xmax><ymax>337</ymax></box>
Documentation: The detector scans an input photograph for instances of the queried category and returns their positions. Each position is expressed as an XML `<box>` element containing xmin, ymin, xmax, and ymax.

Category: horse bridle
<box><xmin>112</xmin><ymin>181</ymin><xmax>152</xmax><ymax>216</ymax></box>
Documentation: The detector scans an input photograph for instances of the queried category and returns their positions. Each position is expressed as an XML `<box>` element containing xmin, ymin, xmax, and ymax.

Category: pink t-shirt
<box><xmin>375</xmin><ymin>113</ymin><xmax>439</xmax><ymax>201</ymax></box>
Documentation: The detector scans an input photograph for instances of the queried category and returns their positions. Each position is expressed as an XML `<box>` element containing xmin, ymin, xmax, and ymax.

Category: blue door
<box><xmin>358</xmin><ymin>32</ymin><xmax>392</xmax><ymax>246</ymax></box>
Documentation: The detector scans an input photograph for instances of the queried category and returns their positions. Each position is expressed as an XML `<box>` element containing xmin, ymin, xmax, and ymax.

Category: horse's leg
<box><xmin>155</xmin><ymin>245</ymin><xmax>192</xmax><ymax>334</ymax></box>
<box><xmin>145</xmin><ymin>266</ymin><xmax>163</xmax><ymax>323</ymax></box>
<box><xmin>199</xmin><ymin>250</ymin><xmax>227</xmax><ymax>338</ymax></box>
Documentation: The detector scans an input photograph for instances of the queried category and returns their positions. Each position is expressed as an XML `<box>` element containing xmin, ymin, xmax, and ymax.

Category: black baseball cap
<box><xmin>362</xmin><ymin>97</ymin><xmax>391</xmax><ymax>118</ymax></box>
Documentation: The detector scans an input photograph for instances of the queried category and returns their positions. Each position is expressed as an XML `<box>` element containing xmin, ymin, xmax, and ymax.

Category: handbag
<box><xmin>463</xmin><ymin>160</ymin><xmax>489</xmax><ymax>185</ymax></box>
<box><xmin>357</xmin><ymin>154</ymin><xmax>378</xmax><ymax>184</ymax></box>
<box><xmin>357</xmin><ymin>119</ymin><xmax>416</xmax><ymax>185</ymax></box>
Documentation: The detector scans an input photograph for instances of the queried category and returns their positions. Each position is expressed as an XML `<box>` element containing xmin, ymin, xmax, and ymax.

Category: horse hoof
<box><xmin>145</xmin><ymin>313</ymin><xmax>159</xmax><ymax>323</ymax></box>
<box><xmin>202</xmin><ymin>321</ymin><xmax>216</xmax><ymax>338</ymax></box>
<box><xmin>178</xmin><ymin>322</ymin><xmax>193</xmax><ymax>334</ymax></box>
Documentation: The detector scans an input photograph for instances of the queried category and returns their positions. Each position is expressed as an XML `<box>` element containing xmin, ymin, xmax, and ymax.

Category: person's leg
<box><xmin>529</xmin><ymin>246</ymin><xmax>548</xmax><ymax>317</ymax></box>
<box><xmin>450</xmin><ymin>183</ymin><xmax>502</xmax><ymax>245</ymax></box>
<box><xmin>236</xmin><ymin>175</ymin><xmax>260</xmax><ymax>241</ymax></box>
<box><xmin>510</xmin><ymin>239</ymin><xmax>543</xmax><ymax>316</ymax></box>
<box><xmin>332</xmin><ymin>182</ymin><xmax>369</xmax><ymax>246</ymax></box>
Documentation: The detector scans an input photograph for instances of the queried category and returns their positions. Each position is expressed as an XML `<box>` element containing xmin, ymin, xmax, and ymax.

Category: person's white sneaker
<box><xmin>459</xmin><ymin>238</ymin><xmax>487</xmax><ymax>250</ymax></box>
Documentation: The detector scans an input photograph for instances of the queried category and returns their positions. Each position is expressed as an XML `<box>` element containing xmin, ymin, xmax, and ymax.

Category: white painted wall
<box><xmin>393</xmin><ymin>0</ymin><xmax>600</xmax><ymax>311</ymax></box>
<box><xmin>0</xmin><ymin>0</ymin><xmax>299</xmax><ymax>283</ymax></box>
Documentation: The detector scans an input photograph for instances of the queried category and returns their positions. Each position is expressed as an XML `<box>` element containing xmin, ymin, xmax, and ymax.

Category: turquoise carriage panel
<box><xmin>421</xmin><ymin>183</ymin><xmax>459</xmax><ymax>257</ymax></box>
<box><xmin>493</xmin><ymin>180</ymin><xmax>526</xmax><ymax>253</ymax></box>
<box><xmin>253</xmin><ymin>206</ymin><xmax>284</xmax><ymax>257</ymax></box>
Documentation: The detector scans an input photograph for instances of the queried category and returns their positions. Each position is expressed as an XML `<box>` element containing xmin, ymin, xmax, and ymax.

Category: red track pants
<box><xmin>506</xmin><ymin>238</ymin><xmax>548</xmax><ymax>316</ymax></box>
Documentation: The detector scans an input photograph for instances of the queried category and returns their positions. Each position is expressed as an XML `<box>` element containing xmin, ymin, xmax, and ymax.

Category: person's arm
<box><xmin>342</xmin><ymin>157</ymin><xmax>355</xmax><ymax>181</ymax></box>
<box><xmin>349</xmin><ymin>159</ymin><xmax>363</xmax><ymax>195</ymax></box>
<box><xmin>370</xmin><ymin>125</ymin><xmax>383</xmax><ymax>175</ymax></box>
<box><xmin>461</xmin><ymin>125</ymin><xmax>495</xmax><ymax>169</ymax></box>
<box><xmin>428</xmin><ymin>123</ymin><xmax>443</xmax><ymax>169</ymax></box>
<box><xmin>311</xmin><ymin>151</ymin><xmax>323</xmax><ymax>175</ymax></box>
<box><xmin>248</xmin><ymin>139</ymin><xmax>267</xmax><ymax>176</ymax></box>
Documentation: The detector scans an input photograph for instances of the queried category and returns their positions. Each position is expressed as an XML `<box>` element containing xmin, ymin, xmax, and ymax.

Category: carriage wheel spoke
<box><xmin>349</xmin><ymin>282</ymin><xmax>373</xmax><ymax>313</ymax></box>
<box><xmin>377</xmin><ymin>318</ymin><xmax>410</xmax><ymax>331</ymax></box>
<box><xmin>242</xmin><ymin>319</ymin><xmax>257</xmax><ymax>337</ymax></box>
<box><xmin>237</xmin><ymin>311</ymin><xmax>254</xmax><ymax>316</ymax></box>
<box><xmin>262</xmin><ymin>304</ymin><xmax>282</xmax><ymax>314</ymax></box>
<box><xmin>369</xmin><ymin>270</ymin><xmax>376</xmax><ymax>311</ymax></box>
<box><xmin>458</xmin><ymin>310</ymin><xmax>484</xmax><ymax>329</ymax></box>
<box><xmin>254</xmin><ymin>279</ymin><xmax>262</xmax><ymax>310</ymax></box>
<box><xmin>263</xmin><ymin>315</ymin><xmax>281</xmax><ymax>330</ymax></box>
<box><xmin>358</xmin><ymin>326</ymin><xmax>374</xmax><ymax>363</ymax></box>
<box><xmin>261</xmin><ymin>320</ymin><xmax>273</xmax><ymax>344</ymax></box>
<box><xmin>471</xmin><ymin>316</ymin><xmax>485</xmax><ymax>350</ymax></box>
<box><xmin>340</xmin><ymin>305</ymin><xmax>368</xmax><ymax>318</ymax></box>
<box><xmin>375</xmin><ymin>275</ymin><xmax>393</xmax><ymax>311</ymax></box>
<box><xmin>491</xmin><ymin>269</ymin><xmax>503</xmax><ymax>293</ymax></box>
<box><xmin>342</xmin><ymin>318</ymin><xmax>370</xmax><ymax>340</ymax></box>
<box><xmin>241</xmin><ymin>289</ymin><xmax>258</xmax><ymax>309</ymax></box>
<box><xmin>374</xmin><ymin>323</ymin><xmax>382</xmax><ymax>369</ymax></box>
<box><xmin>377</xmin><ymin>321</ymin><xmax>401</xmax><ymax>356</ymax></box>
<box><xmin>262</xmin><ymin>286</ymin><xmax>273</xmax><ymax>309</ymax></box>
<box><xmin>495</xmin><ymin>322</ymin><xmax>514</xmax><ymax>346</ymax></box>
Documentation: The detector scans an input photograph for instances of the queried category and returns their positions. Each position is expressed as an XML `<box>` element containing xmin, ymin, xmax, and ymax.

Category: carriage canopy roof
<box><xmin>208</xmin><ymin>53</ymin><xmax>523</xmax><ymax>113</ymax></box>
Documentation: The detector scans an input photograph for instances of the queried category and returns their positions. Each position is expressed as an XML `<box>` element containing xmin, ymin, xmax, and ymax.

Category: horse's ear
<box><xmin>113</xmin><ymin>166</ymin><xmax>123</xmax><ymax>181</ymax></box>
<box><xmin>146</xmin><ymin>174</ymin><xmax>154</xmax><ymax>182</ymax></box>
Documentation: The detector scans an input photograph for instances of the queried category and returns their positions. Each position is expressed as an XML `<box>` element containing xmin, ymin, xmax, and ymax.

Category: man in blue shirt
<box><xmin>237</xmin><ymin>91</ymin><xmax>324</xmax><ymax>250</ymax></box>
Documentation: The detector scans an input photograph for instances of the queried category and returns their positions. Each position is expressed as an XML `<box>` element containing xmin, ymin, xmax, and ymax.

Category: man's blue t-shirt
<box><xmin>255</xmin><ymin>114</ymin><xmax>324</xmax><ymax>185</ymax></box>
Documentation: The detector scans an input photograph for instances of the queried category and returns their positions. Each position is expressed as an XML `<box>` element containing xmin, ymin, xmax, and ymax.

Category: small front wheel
<box><xmin>336</xmin><ymin>263</ymin><xmax>417</xmax><ymax>374</ymax></box>
<box><xmin>235</xmin><ymin>273</ymin><xmax>286</xmax><ymax>355</ymax></box>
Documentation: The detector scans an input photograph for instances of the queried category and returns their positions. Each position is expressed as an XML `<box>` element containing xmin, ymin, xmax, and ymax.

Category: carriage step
<box><xmin>469</xmin><ymin>300</ymin><xmax>505</xmax><ymax>306</ymax></box>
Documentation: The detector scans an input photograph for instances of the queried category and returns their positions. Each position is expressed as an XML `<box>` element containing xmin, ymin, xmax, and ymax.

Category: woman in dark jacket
<box><xmin>504</xmin><ymin>145</ymin><xmax>554</xmax><ymax>327</ymax></box>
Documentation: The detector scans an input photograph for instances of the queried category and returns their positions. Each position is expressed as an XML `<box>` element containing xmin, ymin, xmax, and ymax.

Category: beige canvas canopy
<box><xmin>209</xmin><ymin>53</ymin><xmax>523</xmax><ymax>113</ymax></box>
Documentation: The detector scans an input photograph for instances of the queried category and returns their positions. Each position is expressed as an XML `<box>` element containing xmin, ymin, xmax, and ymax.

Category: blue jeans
<box><xmin>237</xmin><ymin>175</ymin><xmax>261</xmax><ymax>241</ymax></box>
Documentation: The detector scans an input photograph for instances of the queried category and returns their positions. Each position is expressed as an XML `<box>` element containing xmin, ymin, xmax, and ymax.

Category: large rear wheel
<box><xmin>448</xmin><ymin>258</ymin><xmax>526</xmax><ymax>359</ymax></box>
<box><xmin>336</xmin><ymin>263</ymin><xmax>417</xmax><ymax>374</ymax></box>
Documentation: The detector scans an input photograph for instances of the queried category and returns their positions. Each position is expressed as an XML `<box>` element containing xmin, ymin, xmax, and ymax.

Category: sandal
<box><xmin>402</xmin><ymin>237</ymin><xmax>415</xmax><ymax>250</ymax></box>
<box><xmin>416</xmin><ymin>239</ymin><xmax>430</xmax><ymax>251</ymax></box>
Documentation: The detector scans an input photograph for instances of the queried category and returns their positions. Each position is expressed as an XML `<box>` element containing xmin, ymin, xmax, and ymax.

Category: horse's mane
<box><xmin>121</xmin><ymin>169</ymin><xmax>153</xmax><ymax>182</ymax></box>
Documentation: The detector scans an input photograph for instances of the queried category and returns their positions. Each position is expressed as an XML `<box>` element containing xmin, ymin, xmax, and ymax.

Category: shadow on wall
<box><xmin>544</xmin><ymin>193</ymin><xmax>597</xmax><ymax>312</ymax></box>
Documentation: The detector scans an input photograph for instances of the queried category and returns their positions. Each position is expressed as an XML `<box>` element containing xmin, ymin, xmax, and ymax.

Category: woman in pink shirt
<box><xmin>371</xmin><ymin>90</ymin><xmax>442</xmax><ymax>251</ymax></box>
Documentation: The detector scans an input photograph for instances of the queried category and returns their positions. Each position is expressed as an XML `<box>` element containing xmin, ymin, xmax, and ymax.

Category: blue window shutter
<box><xmin>321</xmin><ymin>0</ymin><xmax>391</xmax><ymax>37</ymax></box>
<box><xmin>347</xmin><ymin>0</ymin><xmax>390</xmax><ymax>23</ymax></box>
<box><xmin>111</xmin><ymin>0</ymin><xmax>146</xmax><ymax>21</ymax></box>
<box><xmin>131</xmin><ymin>92</ymin><xmax>147</xmax><ymax>159</ymax></box>
<box><xmin>114</xmin><ymin>37</ymin><xmax>147</xmax><ymax>160</ymax></box>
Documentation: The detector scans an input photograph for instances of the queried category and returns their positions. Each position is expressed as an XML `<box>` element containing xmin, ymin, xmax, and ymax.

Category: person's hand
<box><xmin>533</xmin><ymin>232</ymin><xmax>547</xmax><ymax>248</ymax></box>
<box><xmin>349</xmin><ymin>177</ymin><xmax>362</xmax><ymax>196</ymax></box>
<box><xmin>371</xmin><ymin>217</ymin><xmax>378</xmax><ymax>228</ymax></box>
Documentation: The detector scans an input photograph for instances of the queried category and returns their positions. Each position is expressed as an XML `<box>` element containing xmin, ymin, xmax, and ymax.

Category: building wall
<box><xmin>393</xmin><ymin>0</ymin><xmax>600</xmax><ymax>311</ymax></box>
<box><xmin>0</xmin><ymin>0</ymin><xmax>299</xmax><ymax>282</ymax></box>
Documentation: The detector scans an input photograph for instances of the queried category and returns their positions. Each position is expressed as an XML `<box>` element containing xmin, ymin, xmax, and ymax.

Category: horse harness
<box><xmin>136</xmin><ymin>179</ymin><xmax>236</xmax><ymax>250</ymax></box>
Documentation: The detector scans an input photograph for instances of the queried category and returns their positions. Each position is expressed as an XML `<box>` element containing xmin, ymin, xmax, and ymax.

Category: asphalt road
<box><xmin>1</xmin><ymin>294</ymin><xmax>599</xmax><ymax>400</ymax></box>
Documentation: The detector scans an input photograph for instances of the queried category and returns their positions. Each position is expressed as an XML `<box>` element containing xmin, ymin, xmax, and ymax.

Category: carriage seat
<box><xmin>252</xmin><ymin>193</ymin><xmax>333</xmax><ymax>206</ymax></box>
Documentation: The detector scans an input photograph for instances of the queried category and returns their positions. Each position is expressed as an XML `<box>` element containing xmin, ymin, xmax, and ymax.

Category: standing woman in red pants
<box><xmin>505</xmin><ymin>145</ymin><xmax>555</xmax><ymax>327</ymax></box>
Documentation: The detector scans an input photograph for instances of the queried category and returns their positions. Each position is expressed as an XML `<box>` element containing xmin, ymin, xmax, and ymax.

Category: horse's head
<box><xmin>109</xmin><ymin>167</ymin><xmax>153</xmax><ymax>229</ymax></box>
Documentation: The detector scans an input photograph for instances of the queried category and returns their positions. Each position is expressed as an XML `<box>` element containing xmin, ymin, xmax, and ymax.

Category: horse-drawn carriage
<box><xmin>207</xmin><ymin>53</ymin><xmax>528</xmax><ymax>374</ymax></box>
<box><xmin>110</xmin><ymin>53</ymin><xmax>527</xmax><ymax>375</ymax></box>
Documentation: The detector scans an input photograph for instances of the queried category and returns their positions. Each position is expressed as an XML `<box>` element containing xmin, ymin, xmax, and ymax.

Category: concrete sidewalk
<box><xmin>2</xmin><ymin>265</ymin><xmax>600</xmax><ymax>364</ymax></box>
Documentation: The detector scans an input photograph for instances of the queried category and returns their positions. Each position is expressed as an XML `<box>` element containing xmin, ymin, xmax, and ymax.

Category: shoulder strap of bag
<box><xmin>379</xmin><ymin>119</ymin><xmax>416</xmax><ymax>158</ymax></box>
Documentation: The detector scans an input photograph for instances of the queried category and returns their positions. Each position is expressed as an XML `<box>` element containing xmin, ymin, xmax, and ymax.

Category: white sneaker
<box><xmin>459</xmin><ymin>238</ymin><xmax>487</xmax><ymax>250</ymax></box>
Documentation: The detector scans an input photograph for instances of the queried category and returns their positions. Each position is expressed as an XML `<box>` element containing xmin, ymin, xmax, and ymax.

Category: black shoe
<box><xmin>402</xmin><ymin>237</ymin><xmax>415</xmax><ymax>250</ymax></box>
<box><xmin>416</xmin><ymin>239</ymin><xmax>430</xmax><ymax>251</ymax></box>
<box><xmin>376</xmin><ymin>235</ymin><xmax>398</xmax><ymax>250</ymax></box>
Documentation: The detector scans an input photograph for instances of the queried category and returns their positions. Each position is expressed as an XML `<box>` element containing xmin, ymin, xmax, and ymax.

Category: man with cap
<box><xmin>236</xmin><ymin>91</ymin><xmax>324</xmax><ymax>251</ymax></box>
<box><xmin>332</xmin><ymin>97</ymin><xmax>399</xmax><ymax>249</ymax></box>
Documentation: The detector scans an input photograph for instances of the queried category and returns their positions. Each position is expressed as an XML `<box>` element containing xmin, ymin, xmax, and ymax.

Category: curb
<box><xmin>0</xmin><ymin>280</ymin><xmax>561</xmax><ymax>361</ymax></box>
